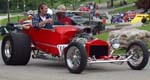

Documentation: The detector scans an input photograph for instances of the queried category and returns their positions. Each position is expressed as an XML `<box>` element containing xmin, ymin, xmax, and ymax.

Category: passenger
<box><xmin>56</xmin><ymin>5</ymin><xmax>76</xmax><ymax>25</ymax></box>
<box><xmin>32</xmin><ymin>3</ymin><xmax>53</xmax><ymax>29</ymax></box>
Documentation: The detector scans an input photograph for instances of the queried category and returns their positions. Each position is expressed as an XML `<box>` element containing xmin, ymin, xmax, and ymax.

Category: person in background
<box><xmin>56</xmin><ymin>5</ymin><xmax>76</xmax><ymax>25</ymax></box>
<box><xmin>79</xmin><ymin>4</ymin><xmax>85</xmax><ymax>11</ymax></box>
<box><xmin>32</xmin><ymin>3</ymin><xmax>53</xmax><ymax>29</ymax></box>
<box><xmin>79</xmin><ymin>4</ymin><xmax>90</xmax><ymax>12</ymax></box>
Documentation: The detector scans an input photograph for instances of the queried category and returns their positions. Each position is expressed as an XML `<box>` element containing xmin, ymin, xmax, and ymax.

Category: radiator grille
<box><xmin>90</xmin><ymin>46</ymin><xmax>108</xmax><ymax>58</ymax></box>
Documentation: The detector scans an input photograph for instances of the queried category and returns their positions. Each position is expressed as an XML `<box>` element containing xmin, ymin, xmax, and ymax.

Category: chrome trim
<box><xmin>88</xmin><ymin>55</ymin><xmax>133</xmax><ymax>64</ymax></box>
<box><xmin>57</xmin><ymin>44</ymin><xmax>68</xmax><ymax>57</ymax></box>
<box><xmin>66</xmin><ymin>46</ymin><xmax>81</xmax><ymax>70</ymax></box>
<box><xmin>35</xmin><ymin>42</ymin><xmax>56</xmax><ymax>48</ymax></box>
<box><xmin>4</xmin><ymin>40</ymin><xmax>12</xmax><ymax>58</ymax></box>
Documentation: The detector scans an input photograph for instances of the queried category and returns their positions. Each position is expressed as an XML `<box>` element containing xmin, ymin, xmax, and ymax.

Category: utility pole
<box><xmin>7</xmin><ymin>0</ymin><xmax>10</xmax><ymax>23</ymax></box>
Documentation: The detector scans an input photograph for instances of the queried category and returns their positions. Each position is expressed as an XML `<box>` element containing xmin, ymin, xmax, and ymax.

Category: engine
<box><xmin>72</xmin><ymin>32</ymin><xmax>94</xmax><ymax>44</ymax></box>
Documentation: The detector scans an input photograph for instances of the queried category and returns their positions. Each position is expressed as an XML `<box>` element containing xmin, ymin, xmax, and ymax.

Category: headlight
<box><xmin>111</xmin><ymin>39</ymin><xmax>120</xmax><ymax>49</ymax></box>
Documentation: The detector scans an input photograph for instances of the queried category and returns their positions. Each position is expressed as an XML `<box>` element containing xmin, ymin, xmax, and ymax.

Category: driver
<box><xmin>32</xmin><ymin>3</ymin><xmax>53</xmax><ymax>29</ymax></box>
<box><xmin>56</xmin><ymin>5</ymin><xmax>76</xmax><ymax>25</ymax></box>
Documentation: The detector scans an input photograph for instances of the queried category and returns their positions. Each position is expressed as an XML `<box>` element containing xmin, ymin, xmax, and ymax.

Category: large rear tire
<box><xmin>127</xmin><ymin>41</ymin><xmax>149</xmax><ymax>70</ymax></box>
<box><xmin>65</xmin><ymin>42</ymin><xmax>87</xmax><ymax>74</ymax></box>
<box><xmin>1</xmin><ymin>32</ymin><xmax>31</xmax><ymax>65</ymax></box>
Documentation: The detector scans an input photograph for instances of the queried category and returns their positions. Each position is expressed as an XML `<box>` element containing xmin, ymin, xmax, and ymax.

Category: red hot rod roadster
<box><xmin>1</xmin><ymin>23</ymin><xmax>149</xmax><ymax>74</ymax></box>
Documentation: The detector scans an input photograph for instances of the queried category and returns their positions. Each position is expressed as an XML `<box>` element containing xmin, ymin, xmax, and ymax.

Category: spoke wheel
<box><xmin>127</xmin><ymin>41</ymin><xmax>149</xmax><ymax>70</ymax></box>
<box><xmin>65</xmin><ymin>42</ymin><xmax>87</xmax><ymax>74</ymax></box>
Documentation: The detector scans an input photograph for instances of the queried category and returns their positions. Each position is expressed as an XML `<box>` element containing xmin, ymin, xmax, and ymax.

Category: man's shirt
<box><xmin>57</xmin><ymin>15</ymin><xmax>72</xmax><ymax>25</ymax></box>
<box><xmin>32</xmin><ymin>14</ymin><xmax>53</xmax><ymax>29</ymax></box>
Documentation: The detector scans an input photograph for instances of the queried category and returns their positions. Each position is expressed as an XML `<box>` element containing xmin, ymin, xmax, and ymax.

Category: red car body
<box><xmin>23</xmin><ymin>25</ymin><xmax>109</xmax><ymax>59</ymax></box>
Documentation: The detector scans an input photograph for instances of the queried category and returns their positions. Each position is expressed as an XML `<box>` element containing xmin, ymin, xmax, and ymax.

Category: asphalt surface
<box><xmin>0</xmin><ymin>41</ymin><xmax>150</xmax><ymax>80</ymax></box>
<box><xmin>0</xmin><ymin>15</ymin><xmax>12</xmax><ymax>21</ymax></box>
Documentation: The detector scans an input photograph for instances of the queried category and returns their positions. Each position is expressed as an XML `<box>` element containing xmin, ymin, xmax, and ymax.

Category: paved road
<box><xmin>0</xmin><ymin>16</ymin><xmax>8</xmax><ymax>20</ymax></box>
<box><xmin>0</xmin><ymin>14</ymin><xmax>23</xmax><ymax>19</ymax></box>
<box><xmin>0</xmin><ymin>15</ymin><xmax>14</xmax><ymax>20</ymax></box>
<box><xmin>0</xmin><ymin>41</ymin><xmax>150</xmax><ymax>80</ymax></box>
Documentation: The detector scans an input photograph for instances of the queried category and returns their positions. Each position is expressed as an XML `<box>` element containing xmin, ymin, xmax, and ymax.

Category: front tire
<box><xmin>127</xmin><ymin>41</ymin><xmax>149</xmax><ymax>70</ymax></box>
<box><xmin>1</xmin><ymin>32</ymin><xmax>31</xmax><ymax>65</ymax></box>
<box><xmin>65</xmin><ymin>42</ymin><xmax>87</xmax><ymax>74</ymax></box>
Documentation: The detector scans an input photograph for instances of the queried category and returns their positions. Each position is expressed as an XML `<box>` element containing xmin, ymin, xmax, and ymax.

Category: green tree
<box><xmin>0</xmin><ymin>0</ymin><xmax>7</xmax><ymax>13</ymax></box>
<box><xmin>0</xmin><ymin>0</ymin><xmax>88</xmax><ymax>13</ymax></box>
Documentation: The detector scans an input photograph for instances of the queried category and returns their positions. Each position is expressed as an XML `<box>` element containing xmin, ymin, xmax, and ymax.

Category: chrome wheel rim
<box><xmin>4</xmin><ymin>40</ymin><xmax>12</xmax><ymax>58</ymax></box>
<box><xmin>128</xmin><ymin>45</ymin><xmax>144</xmax><ymax>66</ymax></box>
<box><xmin>67</xmin><ymin>46</ymin><xmax>81</xmax><ymax>70</ymax></box>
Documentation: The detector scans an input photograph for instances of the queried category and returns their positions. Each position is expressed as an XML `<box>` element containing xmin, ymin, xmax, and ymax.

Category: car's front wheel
<box><xmin>127</xmin><ymin>41</ymin><xmax>149</xmax><ymax>70</ymax></box>
<box><xmin>65</xmin><ymin>42</ymin><xmax>87</xmax><ymax>74</ymax></box>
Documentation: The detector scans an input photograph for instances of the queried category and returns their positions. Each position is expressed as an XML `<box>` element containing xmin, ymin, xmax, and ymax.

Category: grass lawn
<box><xmin>126</xmin><ymin>0</ymin><xmax>138</xmax><ymax>4</ymax></box>
<box><xmin>109</xmin><ymin>6</ymin><xmax>137</xmax><ymax>14</ymax></box>
<box><xmin>0</xmin><ymin>16</ymin><xmax>25</xmax><ymax>25</ymax></box>
<box><xmin>94</xmin><ymin>0</ymin><xmax>108</xmax><ymax>3</ymax></box>
<box><xmin>137</xmin><ymin>24</ymin><xmax>150</xmax><ymax>31</ymax></box>
<box><xmin>95</xmin><ymin>32</ymin><xmax>109</xmax><ymax>41</ymax></box>
<box><xmin>0</xmin><ymin>36</ymin><xmax>3</xmax><ymax>40</ymax></box>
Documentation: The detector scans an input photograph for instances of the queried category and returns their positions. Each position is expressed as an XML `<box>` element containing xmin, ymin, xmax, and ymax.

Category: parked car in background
<box><xmin>131</xmin><ymin>14</ymin><xmax>150</xmax><ymax>24</ymax></box>
<box><xmin>125</xmin><ymin>11</ymin><xmax>136</xmax><ymax>21</ymax></box>
<box><xmin>111</xmin><ymin>15</ymin><xmax>124</xmax><ymax>23</ymax></box>
<box><xmin>62</xmin><ymin>10</ymin><xmax>105</xmax><ymax>35</ymax></box>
